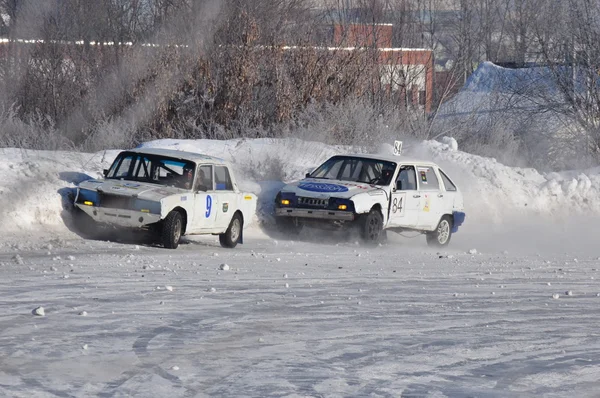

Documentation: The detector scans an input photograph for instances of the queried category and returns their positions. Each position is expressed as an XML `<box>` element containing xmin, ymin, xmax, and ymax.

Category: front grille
<box><xmin>297</xmin><ymin>197</ymin><xmax>328</xmax><ymax>208</ymax></box>
<box><xmin>99</xmin><ymin>193</ymin><xmax>134</xmax><ymax>210</ymax></box>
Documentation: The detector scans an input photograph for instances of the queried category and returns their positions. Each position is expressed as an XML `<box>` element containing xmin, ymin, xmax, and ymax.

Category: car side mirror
<box><xmin>196</xmin><ymin>184</ymin><xmax>208</xmax><ymax>192</ymax></box>
<box><xmin>305</xmin><ymin>173</ymin><xmax>311</xmax><ymax>178</ymax></box>
<box><xmin>103</xmin><ymin>169</ymin><xmax>109</xmax><ymax>177</ymax></box>
<box><xmin>396</xmin><ymin>181</ymin><xmax>402</xmax><ymax>191</ymax></box>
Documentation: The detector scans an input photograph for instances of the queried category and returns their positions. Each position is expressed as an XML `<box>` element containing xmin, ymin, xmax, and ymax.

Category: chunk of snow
<box><xmin>552</xmin><ymin>294</ymin><xmax>560</xmax><ymax>299</ymax></box>
<box><xmin>219</xmin><ymin>264</ymin><xmax>230</xmax><ymax>271</ymax></box>
<box><xmin>440</xmin><ymin>136</ymin><xmax>458</xmax><ymax>151</ymax></box>
<box><xmin>171</xmin><ymin>366</ymin><xmax>179</xmax><ymax>371</ymax></box>
<box><xmin>565</xmin><ymin>290</ymin><xmax>573</xmax><ymax>296</ymax></box>
<box><xmin>82</xmin><ymin>344</ymin><xmax>88</xmax><ymax>350</ymax></box>
<box><xmin>468</xmin><ymin>249</ymin><xmax>478</xmax><ymax>255</ymax></box>
<box><xmin>165</xmin><ymin>285</ymin><xmax>173</xmax><ymax>292</ymax></box>
<box><xmin>79</xmin><ymin>311</ymin><xmax>88</xmax><ymax>316</ymax></box>
<box><xmin>32</xmin><ymin>306</ymin><xmax>45</xmax><ymax>316</ymax></box>
<box><xmin>208</xmin><ymin>287</ymin><xmax>216</xmax><ymax>293</ymax></box>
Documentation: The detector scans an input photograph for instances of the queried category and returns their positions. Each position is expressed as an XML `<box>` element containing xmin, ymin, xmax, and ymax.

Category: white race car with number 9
<box><xmin>275</xmin><ymin>153</ymin><xmax>465</xmax><ymax>246</ymax></box>
<box><xmin>73</xmin><ymin>148</ymin><xmax>257</xmax><ymax>249</ymax></box>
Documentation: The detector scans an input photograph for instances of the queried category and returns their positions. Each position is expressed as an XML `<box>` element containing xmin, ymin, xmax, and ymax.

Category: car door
<box><xmin>388</xmin><ymin>165</ymin><xmax>420</xmax><ymax>228</ymax></box>
<box><xmin>213</xmin><ymin>165</ymin><xmax>238</xmax><ymax>231</ymax></box>
<box><xmin>192</xmin><ymin>164</ymin><xmax>218</xmax><ymax>231</ymax></box>
<box><xmin>416</xmin><ymin>165</ymin><xmax>443</xmax><ymax>230</ymax></box>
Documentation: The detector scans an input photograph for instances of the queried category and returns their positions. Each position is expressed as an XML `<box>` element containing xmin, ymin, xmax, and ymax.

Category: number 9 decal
<box><xmin>205</xmin><ymin>195</ymin><xmax>212</xmax><ymax>218</ymax></box>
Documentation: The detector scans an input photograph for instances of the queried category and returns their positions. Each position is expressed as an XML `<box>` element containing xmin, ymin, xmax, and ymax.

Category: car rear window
<box><xmin>439</xmin><ymin>169</ymin><xmax>457</xmax><ymax>192</ymax></box>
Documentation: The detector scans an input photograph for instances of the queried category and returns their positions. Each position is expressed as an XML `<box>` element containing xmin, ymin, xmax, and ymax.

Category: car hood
<box><xmin>280</xmin><ymin>178</ymin><xmax>383</xmax><ymax>199</ymax></box>
<box><xmin>78</xmin><ymin>179</ymin><xmax>187</xmax><ymax>201</ymax></box>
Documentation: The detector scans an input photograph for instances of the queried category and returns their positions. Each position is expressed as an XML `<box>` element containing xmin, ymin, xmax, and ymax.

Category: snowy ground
<box><xmin>1</xmin><ymin>138</ymin><xmax>600</xmax><ymax>396</ymax></box>
<box><xmin>1</xmin><ymin>227</ymin><xmax>600</xmax><ymax>397</ymax></box>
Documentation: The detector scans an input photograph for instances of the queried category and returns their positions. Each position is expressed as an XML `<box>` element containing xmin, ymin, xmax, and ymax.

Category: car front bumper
<box><xmin>275</xmin><ymin>207</ymin><xmax>355</xmax><ymax>221</ymax></box>
<box><xmin>76</xmin><ymin>203</ymin><xmax>162</xmax><ymax>228</ymax></box>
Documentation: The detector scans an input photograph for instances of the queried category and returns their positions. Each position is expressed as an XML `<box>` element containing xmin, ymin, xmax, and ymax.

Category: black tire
<box><xmin>220</xmin><ymin>213</ymin><xmax>243</xmax><ymax>248</ymax></box>
<box><xmin>426</xmin><ymin>215</ymin><xmax>453</xmax><ymax>247</ymax></box>
<box><xmin>275</xmin><ymin>217</ymin><xmax>303</xmax><ymax>236</ymax></box>
<box><xmin>359</xmin><ymin>208</ymin><xmax>383</xmax><ymax>244</ymax></box>
<box><xmin>162</xmin><ymin>211</ymin><xmax>183</xmax><ymax>249</ymax></box>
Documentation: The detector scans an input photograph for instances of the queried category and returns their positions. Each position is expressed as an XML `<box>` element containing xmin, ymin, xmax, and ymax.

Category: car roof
<box><xmin>340</xmin><ymin>153</ymin><xmax>439</xmax><ymax>167</ymax></box>
<box><xmin>125</xmin><ymin>147</ymin><xmax>228</xmax><ymax>165</ymax></box>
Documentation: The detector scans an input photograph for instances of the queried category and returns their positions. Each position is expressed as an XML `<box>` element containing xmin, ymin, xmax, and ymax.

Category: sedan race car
<box><xmin>275</xmin><ymin>152</ymin><xmax>465</xmax><ymax>246</ymax></box>
<box><xmin>73</xmin><ymin>148</ymin><xmax>257</xmax><ymax>249</ymax></box>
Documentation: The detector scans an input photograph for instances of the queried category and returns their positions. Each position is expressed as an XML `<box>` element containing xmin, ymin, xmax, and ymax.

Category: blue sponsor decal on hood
<box><xmin>298</xmin><ymin>182</ymin><xmax>349</xmax><ymax>193</ymax></box>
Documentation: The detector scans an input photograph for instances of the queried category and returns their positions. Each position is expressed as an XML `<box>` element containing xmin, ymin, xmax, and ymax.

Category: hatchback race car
<box><xmin>73</xmin><ymin>148</ymin><xmax>257</xmax><ymax>249</ymax></box>
<box><xmin>275</xmin><ymin>153</ymin><xmax>465</xmax><ymax>246</ymax></box>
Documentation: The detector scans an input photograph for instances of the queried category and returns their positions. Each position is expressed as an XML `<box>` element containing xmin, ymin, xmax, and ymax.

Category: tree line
<box><xmin>0</xmin><ymin>0</ymin><xmax>598</xmax><ymax>169</ymax></box>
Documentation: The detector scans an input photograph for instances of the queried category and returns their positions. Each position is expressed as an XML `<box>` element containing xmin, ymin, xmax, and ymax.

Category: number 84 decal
<box><xmin>391</xmin><ymin>193</ymin><xmax>405</xmax><ymax>215</ymax></box>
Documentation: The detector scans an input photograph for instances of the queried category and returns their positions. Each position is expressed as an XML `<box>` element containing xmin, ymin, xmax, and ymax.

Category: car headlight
<box><xmin>329</xmin><ymin>198</ymin><xmax>354</xmax><ymax>212</ymax></box>
<box><xmin>133</xmin><ymin>200</ymin><xmax>161</xmax><ymax>214</ymax></box>
<box><xmin>76</xmin><ymin>189</ymin><xmax>99</xmax><ymax>205</ymax></box>
<box><xmin>276</xmin><ymin>192</ymin><xmax>296</xmax><ymax>207</ymax></box>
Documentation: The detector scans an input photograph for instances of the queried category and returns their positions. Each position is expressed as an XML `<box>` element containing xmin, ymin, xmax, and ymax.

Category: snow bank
<box><xmin>0</xmin><ymin>149</ymin><xmax>117</xmax><ymax>233</ymax></box>
<box><xmin>407</xmin><ymin>140</ymin><xmax>600</xmax><ymax>222</ymax></box>
<box><xmin>1</xmin><ymin>137</ymin><xmax>599</xmax><ymax>235</ymax></box>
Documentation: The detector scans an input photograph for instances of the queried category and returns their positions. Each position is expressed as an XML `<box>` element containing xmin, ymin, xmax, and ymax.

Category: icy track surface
<box><xmin>1</xmin><ymin>231</ymin><xmax>600</xmax><ymax>397</ymax></box>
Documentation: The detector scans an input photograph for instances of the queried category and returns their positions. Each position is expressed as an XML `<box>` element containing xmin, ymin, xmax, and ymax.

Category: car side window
<box><xmin>215</xmin><ymin>166</ymin><xmax>234</xmax><ymax>191</ymax></box>
<box><xmin>439</xmin><ymin>169</ymin><xmax>457</xmax><ymax>192</ymax></box>
<box><xmin>196</xmin><ymin>165</ymin><xmax>213</xmax><ymax>191</ymax></box>
<box><xmin>396</xmin><ymin>165</ymin><xmax>417</xmax><ymax>190</ymax></box>
<box><xmin>417</xmin><ymin>166</ymin><xmax>440</xmax><ymax>191</ymax></box>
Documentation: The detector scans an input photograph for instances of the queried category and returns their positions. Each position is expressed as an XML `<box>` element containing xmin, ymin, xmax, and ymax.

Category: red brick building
<box><xmin>332</xmin><ymin>23</ymin><xmax>434</xmax><ymax>112</ymax></box>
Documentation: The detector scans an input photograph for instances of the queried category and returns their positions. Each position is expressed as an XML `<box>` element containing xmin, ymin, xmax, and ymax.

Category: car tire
<box><xmin>359</xmin><ymin>208</ymin><xmax>383</xmax><ymax>244</ymax></box>
<box><xmin>219</xmin><ymin>213</ymin><xmax>243</xmax><ymax>248</ymax></box>
<box><xmin>162</xmin><ymin>210</ymin><xmax>183</xmax><ymax>249</ymax></box>
<box><xmin>275</xmin><ymin>217</ymin><xmax>303</xmax><ymax>236</ymax></box>
<box><xmin>426</xmin><ymin>215</ymin><xmax>453</xmax><ymax>247</ymax></box>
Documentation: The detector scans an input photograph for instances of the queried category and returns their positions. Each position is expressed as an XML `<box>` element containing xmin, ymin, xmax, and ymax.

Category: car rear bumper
<box><xmin>76</xmin><ymin>203</ymin><xmax>162</xmax><ymax>228</ymax></box>
<box><xmin>275</xmin><ymin>207</ymin><xmax>355</xmax><ymax>221</ymax></box>
<box><xmin>452</xmin><ymin>211</ymin><xmax>466</xmax><ymax>233</ymax></box>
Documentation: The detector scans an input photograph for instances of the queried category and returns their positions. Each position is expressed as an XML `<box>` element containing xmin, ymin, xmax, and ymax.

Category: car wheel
<box><xmin>275</xmin><ymin>217</ymin><xmax>303</xmax><ymax>236</ymax></box>
<box><xmin>220</xmin><ymin>213</ymin><xmax>243</xmax><ymax>248</ymax></box>
<box><xmin>162</xmin><ymin>210</ymin><xmax>183</xmax><ymax>249</ymax></box>
<box><xmin>359</xmin><ymin>208</ymin><xmax>383</xmax><ymax>244</ymax></box>
<box><xmin>426</xmin><ymin>216</ymin><xmax>452</xmax><ymax>247</ymax></box>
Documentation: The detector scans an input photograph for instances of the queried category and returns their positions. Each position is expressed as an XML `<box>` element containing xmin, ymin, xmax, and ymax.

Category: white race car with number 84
<box><xmin>275</xmin><ymin>152</ymin><xmax>465</xmax><ymax>246</ymax></box>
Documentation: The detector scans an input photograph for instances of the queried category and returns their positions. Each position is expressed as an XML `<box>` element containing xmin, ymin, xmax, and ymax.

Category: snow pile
<box><xmin>407</xmin><ymin>140</ymin><xmax>600</xmax><ymax>222</ymax></box>
<box><xmin>1</xmin><ymin>137</ymin><xmax>600</xmax><ymax>235</ymax></box>
<box><xmin>0</xmin><ymin>149</ymin><xmax>117</xmax><ymax>233</ymax></box>
<box><xmin>433</xmin><ymin>61</ymin><xmax>587</xmax><ymax>170</ymax></box>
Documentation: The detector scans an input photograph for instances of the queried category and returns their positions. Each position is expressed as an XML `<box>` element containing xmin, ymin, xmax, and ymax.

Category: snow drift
<box><xmin>0</xmin><ymin>137</ymin><xmax>599</xmax><ymax>236</ymax></box>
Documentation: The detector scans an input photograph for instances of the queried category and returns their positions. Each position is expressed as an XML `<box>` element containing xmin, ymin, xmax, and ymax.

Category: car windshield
<box><xmin>106</xmin><ymin>152</ymin><xmax>196</xmax><ymax>190</ymax></box>
<box><xmin>309</xmin><ymin>156</ymin><xmax>396</xmax><ymax>185</ymax></box>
